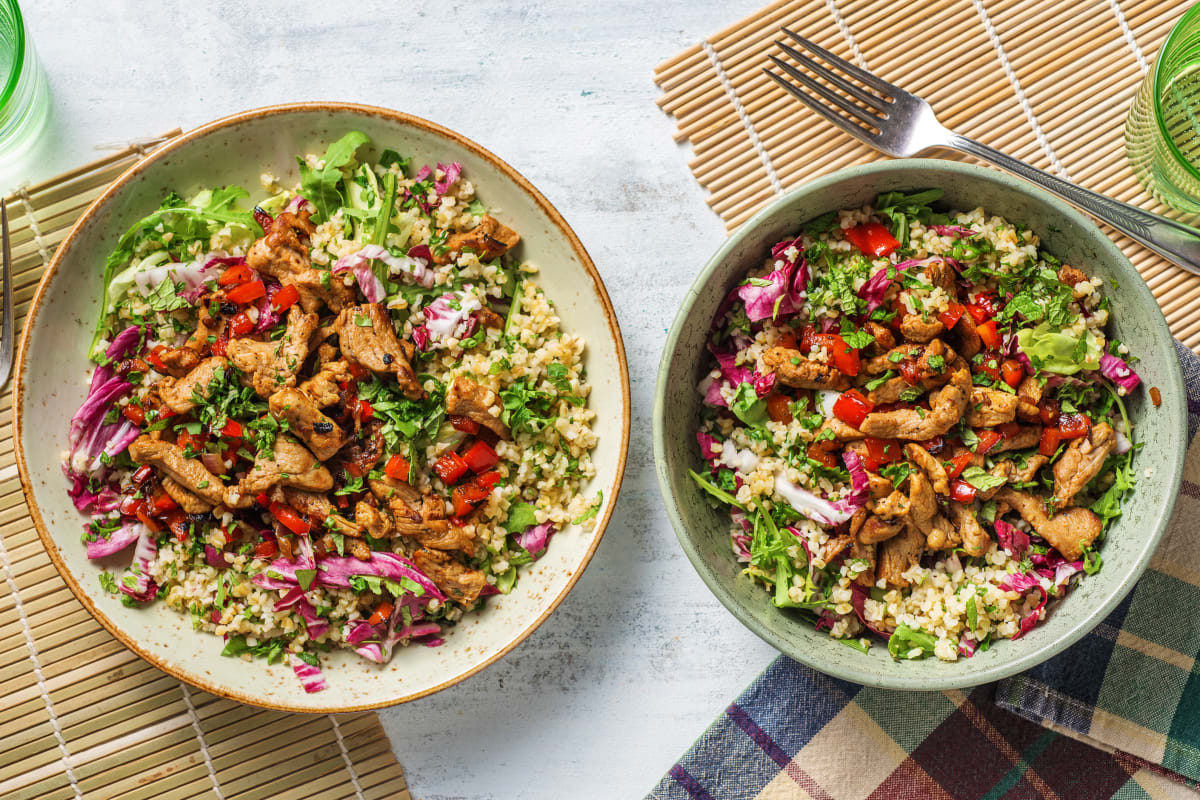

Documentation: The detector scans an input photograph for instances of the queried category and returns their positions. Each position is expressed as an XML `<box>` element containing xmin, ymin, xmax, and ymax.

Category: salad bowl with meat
<box><xmin>16</xmin><ymin>104</ymin><xmax>629</xmax><ymax>711</ymax></box>
<box><xmin>655</xmin><ymin>160</ymin><xmax>1185</xmax><ymax>690</ymax></box>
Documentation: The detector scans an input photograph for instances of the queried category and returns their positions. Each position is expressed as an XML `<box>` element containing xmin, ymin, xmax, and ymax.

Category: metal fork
<box><xmin>765</xmin><ymin>29</ymin><xmax>1200</xmax><ymax>276</ymax></box>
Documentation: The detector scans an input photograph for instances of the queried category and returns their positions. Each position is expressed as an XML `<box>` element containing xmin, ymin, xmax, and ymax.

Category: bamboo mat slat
<box><xmin>654</xmin><ymin>0</ymin><xmax>1200</xmax><ymax>352</ymax></box>
<box><xmin>0</xmin><ymin>134</ymin><xmax>411</xmax><ymax>800</ymax></box>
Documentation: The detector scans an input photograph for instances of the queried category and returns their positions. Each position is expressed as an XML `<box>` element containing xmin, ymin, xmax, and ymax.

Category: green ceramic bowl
<box><xmin>654</xmin><ymin>159</ymin><xmax>1187</xmax><ymax>690</ymax></box>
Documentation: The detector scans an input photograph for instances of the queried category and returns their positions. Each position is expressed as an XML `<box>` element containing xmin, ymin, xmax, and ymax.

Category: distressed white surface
<box><xmin>26</xmin><ymin>1</ymin><xmax>778</xmax><ymax>797</ymax></box>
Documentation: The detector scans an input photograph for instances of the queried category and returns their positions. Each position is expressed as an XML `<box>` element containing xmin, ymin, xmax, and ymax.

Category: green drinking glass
<box><xmin>0</xmin><ymin>0</ymin><xmax>47</xmax><ymax>178</ymax></box>
<box><xmin>1126</xmin><ymin>4</ymin><xmax>1200</xmax><ymax>213</ymax></box>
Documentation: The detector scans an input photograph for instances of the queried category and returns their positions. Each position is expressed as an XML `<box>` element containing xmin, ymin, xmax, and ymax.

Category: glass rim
<box><xmin>1154</xmin><ymin>2</ymin><xmax>1200</xmax><ymax>183</ymax></box>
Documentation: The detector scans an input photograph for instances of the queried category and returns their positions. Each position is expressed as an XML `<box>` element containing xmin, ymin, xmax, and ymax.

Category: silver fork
<box><xmin>765</xmin><ymin>29</ymin><xmax>1200</xmax><ymax>276</ymax></box>
<box><xmin>0</xmin><ymin>199</ymin><xmax>12</xmax><ymax>390</ymax></box>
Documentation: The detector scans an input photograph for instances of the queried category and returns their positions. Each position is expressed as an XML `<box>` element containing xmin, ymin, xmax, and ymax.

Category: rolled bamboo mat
<box><xmin>654</xmin><ymin>0</ymin><xmax>1200</xmax><ymax>352</ymax></box>
<box><xmin>0</xmin><ymin>134</ymin><xmax>411</xmax><ymax>800</ymax></box>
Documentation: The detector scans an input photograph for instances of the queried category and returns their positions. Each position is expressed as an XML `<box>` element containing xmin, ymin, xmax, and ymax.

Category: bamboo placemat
<box><xmin>654</xmin><ymin>0</ymin><xmax>1200</xmax><ymax>351</ymax></box>
<box><xmin>0</xmin><ymin>134</ymin><xmax>411</xmax><ymax>800</ymax></box>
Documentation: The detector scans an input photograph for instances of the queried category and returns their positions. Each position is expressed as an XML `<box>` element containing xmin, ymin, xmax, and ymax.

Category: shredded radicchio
<box><xmin>737</xmin><ymin>235</ymin><xmax>808</xmax><ymax>322</ymax></box>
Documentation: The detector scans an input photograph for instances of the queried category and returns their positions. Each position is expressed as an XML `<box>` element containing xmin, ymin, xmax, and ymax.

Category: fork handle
<box><xmin>946</xmin><ymin>134</ymin><xmax>1200</xmax><ymax>277</ymax></box>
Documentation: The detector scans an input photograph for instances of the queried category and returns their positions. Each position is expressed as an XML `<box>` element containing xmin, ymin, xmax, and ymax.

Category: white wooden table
<box><xmin>27</xmin><ymin>1</ymin><xmax>778</xmax><ymax>796</ymax></box>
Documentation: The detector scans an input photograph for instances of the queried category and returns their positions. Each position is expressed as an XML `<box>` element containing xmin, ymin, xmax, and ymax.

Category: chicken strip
<box><xmin>233</xmin><ymin>435</ymin><xmax>333</xmax><ymax>500</ymax></box>
<box><xmin>996</xmin><ymin>488</ymin><xmax>1104</xmax><ymax>561</ymax></box>
<box><xmin>281</xmin><ymin>488</ymin><xmax>363</xmax><ymax>538</ymax></box>
<box><xmin>334</xmin><ymin>303</ymin><xmax>423</xmax><ymax>399</ymax></box>
<box><xmin>877</xmin><ymin>523</ymin><xmax>924</xmax><ymax>588</ymax></box>
<box><xmin>226</xmin><ymin>305</ymin><xmax>318</xmax><ymax>396</ymax></box>
<box><xmin>905</xmin><ymin>442</ymin><xmax>949</xmax><ymax>495</ymax></box>
<box><xmin>432</xmin><ymin>214</ymin><xmax>520</xmax><ymax>266</ymax></box>
<box><xmin>1016</xmin><ymin>376</ymin><xmax>1043</xmax><ymax>423</ymax></box>
<box><xmin>949</xmin><ymin>502</ymin><xmax>990</xmax><ymax>556</ymax></box>
<box><xmin>445</xmin><ymin>376</ymin><xmax>511</xmax><ymax>440</ymax></box>
<box><xmin>857</xmin><ymin>515</ymin><xmax>904</xmax><ymax>544</ymax></box>
<box><xmin>1052</xmin><ymin>423</ymin><xmax>1117</xmax><ymax>507</ymax></box>
<box><xmin>161</xmin><ymin>476</ymin><xmax>212</xmax><ymax>514</ymax></box>
<box><xmin>246</xmin><ymin>209</ymin><xmax>355</xmax><ymax>313</ymax></box>
<box><xmin>268</xmin><ymin>387</ymin><xmax>349</xmax><ymax>461</ymax></box>
<box><xmin>965</xmin><ymin>388</ymin><xmax>1019</xmax><ymax>428</ymax></box>
<box><xmin>128</xmin><ymin>436</ymin><xmax>226</xmax><ymax>507</ymax></box>
<box><xmin>299</xmin><ymin>360</ymin><xmax>354</xmax><ymax>408</ymax></box>
<box><xmin>156</xmin><ymin>357</ymin><xmax>226</xmax><ymax>414</ymax></box>
<box><xmin>412</xmin><ymin>548</ymin><xmax>489</xmax><ymax>606</ymax></box>
<box><xmin>761</xmin><ymin>347</ymin><xmax>851</xmax><ymax>391</ymax></box>
<box><xmin>859</xmin><ymin>365</ymin><xmax>971</xmax><ymax>440</ymax></box>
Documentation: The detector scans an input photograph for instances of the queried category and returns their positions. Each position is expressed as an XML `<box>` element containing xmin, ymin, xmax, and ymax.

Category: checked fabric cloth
<box><xmin>649</xmin><ymin>343</ymin><xmax>1200</xmax><ymax>800</ymax></box>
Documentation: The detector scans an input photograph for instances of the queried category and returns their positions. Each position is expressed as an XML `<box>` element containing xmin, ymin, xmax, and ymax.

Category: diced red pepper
<box><xmin>220</xmin><ymin>419</ymin><xmax>243</xmax><ymax>439</ymax></box>
<box><xmin>450</xmin><ymin>470</ymin><xmax>503</xmax><ymax>517</ymax></box>
<box><xmin>344</xmin><ymin>462</ymin><xmax>364</xmax><ymax>478</ymax></box>
<box><xmin>899</xmin><ymin>358</ymin><xmax>922</xmax><ymax>386</ymax></box>
<box><xmin>119</xmin><ymin>494</ymin><xmax>145</xmax><ymax>517</ymax></box>
<box><xmin>269</xmin><ymin>502</ymin><xmax>310</xmax><ymax>535</ymax></box>
<box><xmin>165</xmin><ymin>509</ymin><xmax>189</xmax><ymax>543</ymax></box>
<box><xmin>253</xmin><ymin>539</ymin><xmax>278</xmax><ymax>559</ymax></box>
<box><xmin>271</xmin><ymin>284</ymin><xmax>300</xmax><ymax>312</ymax></box>
<box><xmin>150</xmin><ymin>487</ymin><xmax>178</xmax><ymax>514</ymax></box>
<box><xmin>863</xmin><ymin>437</ymin><xmax>903</xmax><ymax>471</ymax></box>
<box><xmin>229</xmin><ymin>311</ymin><xmax>254</xmax><ymax>337</ymax></box>
<box><xmin>1058</xmin><ymin>413</ymin><xmax>1090</xmax><ymax>439</ymax></box>
<box><xmin>346</xmin><ymin>361</ymin><xmax>370</xmax><ymax>381</ymax></box>
<box><xmin>944</xmin><ymin>452</ymin><xmax>974</xmax><ymax>480</ymax></box>
<box><xmin>450</xmin><ymin>415</ymin><xmax>481</xmax><ymax>434</ymax></box>
<box><xmin>122</xmin><ymin>404</ymin><xmax>146</xmax><ymax>426</ymax></box>
<box><xmin>132</xmin><ymin>465</ymin><xmax>153</xmax><ymax>485</ymax></box>
<box><xmin>176</xmin><ymin>430</ymin><xmax>208</xmax><ymax>455</ymax></box>
<box><xmin>226</xmin><ymin>279</ymin><xmax>266</xmax><ymax>304</ymax></box>
<box><xmin>384</xmin><ymin>454</ymin><xmax>410</xmax><ymax>482</ymax></box>
<box><xmin>937</xmin><ymin>302</ymin><xmax>965</xmax><ymax>330</ymax></box>
<box><xmin>950</xmin><ymin>479</ymin><xmax>977</xmax><ymax>503</ymax></box>
<box><xmin>974</xmin><ymin>429</ymin><xmax>1004</xmax><ymax>455</ymax></box>
<box><xmin>255</xmin><ymin>492</ymin><xmax>270</xmax><ymax>507</ymax></box>
<box><xmin>1000</xmin><ymin>359</ymin><xmax>1024</xmax><ymax>389</ymax></box>
<box><xmin>994</xmin><ymin>422</ymin><xmax>1022</xmax><ymax>439</ymax></box>
<box><xmin>765</xmin><ymin>393</ymin><xmax>793</xmax><ymax>424</ymax></box>
<box><xmin>334</xmin><ymin>495</ymin><xmax>349</xmax><ymax>509</ymax></box>
<box><xmin>212</xmin><ymin>335</ymin><xmax>229</xmax><ymax>357</ymax></box>
<box><xmin>474</xmin><ymin>470</ymin><xmax>502</xmax><ymax>489</ymax></box>
<box><xmin>433</xmin><ymin>452</ymin><xmax>470</xmax><ymax>485</ymax></box>
<box><xmin>136</xmin><ymin>509</ymin><xmax>161</xmax><ymax>533</ymax></box>
<box><xmin>810</xmin><ymin>333</ymin><xmax>860</xmax><ymax>377</ymax></box>
<box><xmin>368</xmin><ymin>601</ymin><xmax>395</xmax><ymax>626</ymax></box>
<box><xmin>807</xmin><ymin>443</ymin><xmax>838</xmax><ymax>468</ymax></box>
<box><xmin>1039</xmin><ymin>426</ymin><xmax>1064</xmax><ymax>457</ymax></box>
<box><xmin>843</xmin><ymin>221</ymin><xmax>900</xmax><ymax>257</ymax></box>
<box><xmin>977</xmin><ymin>352</ymin><xmax>1002</xmax><ymax>383</ymax></box>
<box><xmin>966</xmin><ymin>293</ymin><xmax>1000</xmax><ymax>323</ymax></box>
<box><xmin>462</xmin><ymin>440</ymin><xmax>500</xmax><ymax>474</ymax></box>
<box><xmin>833</xmin><ymin>389</ymin><xmax>874</xmax><ymax>429</ymax></box>
<box><xmin>147</xmin><ymin>345</ymin><xmax>170</xmax><ymax>373</ymax></box>
<box><xmin>976</xmin><ymin>320</ymin><xmax>1001</xmax><ymax>351</ymax></box>
<box><xmin>218</xmin><ymin>263</ymin><xmax>254</xmax><ymax>286</ymax></box>
<box><xmin>918</xmin><ymin>435</ymin><xmax>945</xmax><ymax>455</ymax></box>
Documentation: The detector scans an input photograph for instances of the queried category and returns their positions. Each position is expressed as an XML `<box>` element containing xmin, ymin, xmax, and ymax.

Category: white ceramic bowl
<box><xmin>15</xmin><ymin>103</ymin><xmax>630</xmax><ymax>711</ymax></box>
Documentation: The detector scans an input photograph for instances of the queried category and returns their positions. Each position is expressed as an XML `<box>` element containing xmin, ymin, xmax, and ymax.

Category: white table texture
<box><xmin>25</xmin><ymin>1</ymin><xmax>780</xmax><ymax>797</ymax></box>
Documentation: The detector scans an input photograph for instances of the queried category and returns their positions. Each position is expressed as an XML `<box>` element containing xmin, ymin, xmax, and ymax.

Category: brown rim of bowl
<box><xmin>13</xmin><ymin>101</ymin><xmax>632</xmax><ymax>713</ymax></box>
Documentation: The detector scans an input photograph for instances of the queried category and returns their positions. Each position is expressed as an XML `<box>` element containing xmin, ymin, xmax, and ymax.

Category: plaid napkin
<box><xmin>649</xmin><ymin>343</ymin><xmax>1200</xmax><ymax>800</ymax></box>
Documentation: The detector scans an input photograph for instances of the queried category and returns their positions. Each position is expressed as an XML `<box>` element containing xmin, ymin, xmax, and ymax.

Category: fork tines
<box><xmin>764</xmin><ymin>27</ymin><xmax>892</xmax><ymax>140</ymax></box>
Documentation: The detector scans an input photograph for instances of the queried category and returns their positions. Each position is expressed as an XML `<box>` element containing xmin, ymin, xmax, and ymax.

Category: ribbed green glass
<box><xmin>1126</xmin><ymin>4</ymin><xmax>1200</xmax><ymax>213</ymax></box>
